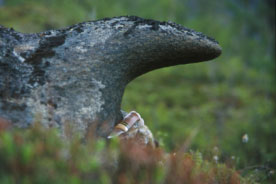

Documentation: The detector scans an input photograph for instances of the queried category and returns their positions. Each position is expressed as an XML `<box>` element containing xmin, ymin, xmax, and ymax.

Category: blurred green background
<box><xmin>0</xmin><ymin>0</ymin><xmax>275</xmax><ymax>172</ymax></box>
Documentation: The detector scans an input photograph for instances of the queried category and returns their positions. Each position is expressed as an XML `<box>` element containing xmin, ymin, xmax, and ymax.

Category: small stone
<box><xmin>242</xmin><ymin>134</ymin><xmax>249</xmax><ymax>143</ymax></box>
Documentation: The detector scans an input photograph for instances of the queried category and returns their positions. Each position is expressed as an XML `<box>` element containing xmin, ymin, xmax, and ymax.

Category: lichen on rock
<box><xmin>0</xmin><ymin>16</ymin><xmax>221</xmax><ymax>139</ymax></box>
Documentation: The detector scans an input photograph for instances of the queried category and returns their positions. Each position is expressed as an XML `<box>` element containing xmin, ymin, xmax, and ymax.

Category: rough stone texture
<box><xmin>0</xmin><ymin>16</ymin><xmax>222</xmax><ymax>138</ymax></box>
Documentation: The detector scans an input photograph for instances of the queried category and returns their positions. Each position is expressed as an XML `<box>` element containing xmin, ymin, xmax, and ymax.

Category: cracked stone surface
<box><xmin>0</xmin><ymin>16</ymin><xmax>222</xmax><ymax>138</ymax></box>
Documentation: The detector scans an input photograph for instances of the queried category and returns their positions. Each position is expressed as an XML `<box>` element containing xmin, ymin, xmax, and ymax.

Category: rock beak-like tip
<box><xmin>152</xmin><ymin>20</ymin><xmax>223</xmax><ymax>64</ymax></box>
<box><xmin>206</xmin><ymin>41</ymin><xmax>222</xmax><ymax>60</ymax></box>
<box><xmin>184</xmin><ymin>35</ymin><xmax>223</xmax><ymax>63</ymax></box>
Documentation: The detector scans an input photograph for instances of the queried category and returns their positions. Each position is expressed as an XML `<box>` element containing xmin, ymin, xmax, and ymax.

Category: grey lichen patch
<box><xmin>13</xmin><ymin>43</ymin><xmax>39</xmax><ymax>62</ymax></box>
<box><xmin>25</xmin><ymin>78</ymin><xmax>105</xmax><ymax>138</ymax></box>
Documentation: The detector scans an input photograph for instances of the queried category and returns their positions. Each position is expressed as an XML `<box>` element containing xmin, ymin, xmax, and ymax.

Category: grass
<box><xmin>0</xmin><ymin>120</ymin><xmax>259</xmax><ymax>184</ymax></box>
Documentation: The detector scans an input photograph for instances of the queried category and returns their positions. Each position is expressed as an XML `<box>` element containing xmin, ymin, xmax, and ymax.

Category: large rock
<box><xmin>0</xmin><ymin>16</ymin><xmax>221</xmax><ymax>138</ymax></box>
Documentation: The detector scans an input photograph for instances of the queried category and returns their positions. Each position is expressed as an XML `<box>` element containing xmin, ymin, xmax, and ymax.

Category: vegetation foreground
<box><xmin>0</xmin><ymin>120</ymin><xmax>260</xmax><ymax>184</ymax></box>
<box><xmin>0</xmin><ymin>1</ymin><xmax>275</xmax><ymax>183</ymax></box>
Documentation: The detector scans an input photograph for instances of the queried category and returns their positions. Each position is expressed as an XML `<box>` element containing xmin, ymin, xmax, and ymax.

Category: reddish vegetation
<box><xmin>0</xmin><ymin>118</ymin><xmax>12</xmax><ymax>132</ymax></box>
<box><xmin>115</xmin><ymin>139</ymin><xmax>242</xmax><ymax>184</ymax></box>
<box><xmin>0</xmin><ymin>123</ymin><xmax>246</xmax><ymax>184</ymax></box>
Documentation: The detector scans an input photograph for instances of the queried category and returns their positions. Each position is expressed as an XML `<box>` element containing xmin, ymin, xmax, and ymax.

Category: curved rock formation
<box><xmin>0</xmin><ymin>16</ymin><xmax>221</xmax><ymax>138</ymax></box>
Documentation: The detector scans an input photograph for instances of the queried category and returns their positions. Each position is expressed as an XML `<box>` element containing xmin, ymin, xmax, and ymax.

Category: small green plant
<box><xmin>0</xmin><ymin>121</ymin><xmax>259</xmax><ymax>184</ymax></box>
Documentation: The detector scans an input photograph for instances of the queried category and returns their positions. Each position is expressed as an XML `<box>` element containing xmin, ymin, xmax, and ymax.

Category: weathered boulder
<box><xmin>0</xmin><ymin>16</ymin><xmax>221</xmax><ymax>138</ymax></box>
